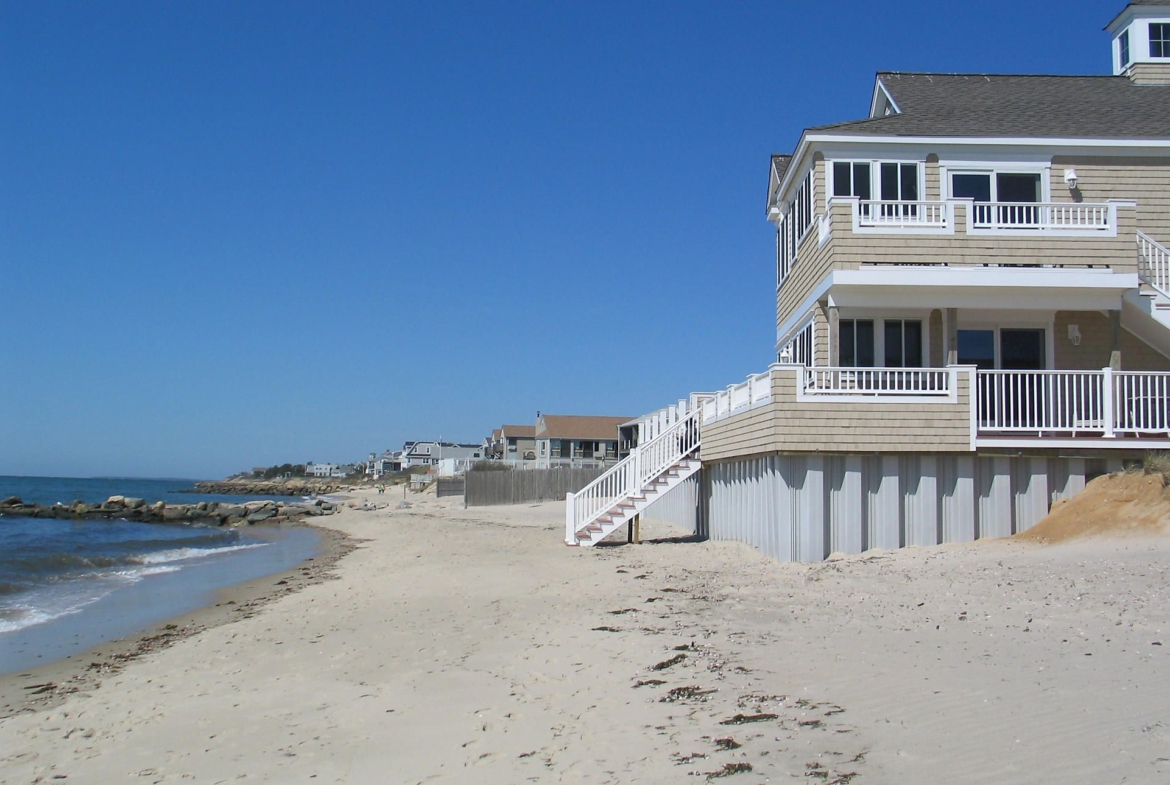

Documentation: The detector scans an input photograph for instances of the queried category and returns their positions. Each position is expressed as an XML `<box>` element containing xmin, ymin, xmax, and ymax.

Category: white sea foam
<box><xmin>133</xmin><ymin>543</ymin><xmax>267</xmax><ymax>565</ymax></box>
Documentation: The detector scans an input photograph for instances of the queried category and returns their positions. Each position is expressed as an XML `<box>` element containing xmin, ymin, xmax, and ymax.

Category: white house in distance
<box><xmin>564</xmin><ymin>1</ymin><xmax>1170</xmax><ymax>556</ymax></box>
<box><xmin>306</xmin><ymin>462</ymin><xmax>353</xmax><ymax>479</ymax></box>
<box><xmin>400</xmin><ymin>441</ymin><xmax>483</xmax><ymax>470</ymax></box>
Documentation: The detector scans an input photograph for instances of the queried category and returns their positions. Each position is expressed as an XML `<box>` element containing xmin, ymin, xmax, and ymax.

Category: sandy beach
<box><xmin>1</xmin><ymin>489</ymin><xmax>1168</xmax><ymax>784</ymax></box>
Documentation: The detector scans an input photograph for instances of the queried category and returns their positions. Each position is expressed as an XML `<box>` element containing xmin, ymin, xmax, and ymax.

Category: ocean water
<box><xmin>0</xmin><ymin>474</ymin><xmax>301</xmax><ymax>507</ymax></box>
<box><xmin>0</xmin><ymin>476</ymin><xmax>323</xmax><ymax>676</ymax></box>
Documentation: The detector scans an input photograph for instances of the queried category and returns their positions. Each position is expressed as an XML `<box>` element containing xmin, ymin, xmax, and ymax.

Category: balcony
<box><xmin>700</xmin><ymin>364</ymin><xmax>1170</xmax><ymax>460</ymax></box>
<box><xmin>842</xmin><ymin>197</ymin><xmax>1121</xmax><ymax>237</ymax></box>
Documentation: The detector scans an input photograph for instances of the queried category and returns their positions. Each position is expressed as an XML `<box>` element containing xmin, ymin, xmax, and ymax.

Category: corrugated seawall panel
<box><xmin>704</xmin><ymin>453</ymin><xmax>1089</xmax><ymax>563</ymax></box>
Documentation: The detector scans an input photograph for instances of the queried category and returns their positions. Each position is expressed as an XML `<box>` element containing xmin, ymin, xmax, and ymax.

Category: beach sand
<box><xmin>1</xmin><ymin>489</ymin><xmax>1168</xmax><ymax>783</ymax></box>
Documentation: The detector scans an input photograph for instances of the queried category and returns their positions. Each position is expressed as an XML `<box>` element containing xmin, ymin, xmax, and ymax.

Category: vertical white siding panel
<box><xmin>944</xmin><ymin>456</ymin><xmax>977</xmax><ymax>543</ymax></box>
<box><xmin>868</xmin><ymin>456</ymin><xmax>901</xmax><ymax>550</ymax></box>
<box><xmin>1014</xmin><ymin>457</ymin><xmax>1051</xmax><ymax>533</ymax></box>
<box><xmin>908</xmin><ymin>455</ymin><xmax>940</xmax><ymax>546</ymax></box>
<box><xmin>798</xmin><ymin>456</ymin><xmax>825</xmax><ymax>562</ymax></box>
<box><xmin>979</xmin><ymin>457</ymin><xmax>1013</xmax><ymax>539</ymax></box>
<box><xmin>834</xmin><ymin>456</ymin><xmax>863</xmax><ymax>555</ymax></box>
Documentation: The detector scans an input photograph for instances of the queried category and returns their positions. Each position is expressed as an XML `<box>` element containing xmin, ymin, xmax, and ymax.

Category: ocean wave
<box><xmin>131</xmin><ymin>542</ymin><xmax>267</xmax><ymax>565</ymax></box>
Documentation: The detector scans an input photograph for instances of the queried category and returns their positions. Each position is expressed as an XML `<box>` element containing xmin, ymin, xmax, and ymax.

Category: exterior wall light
<box><xmin>1064</xmin><ymin>169</ymin><xmax>1078</xmax><ymax>190</ymax></box>
<box><xmin>1068</xmin><ymin>324</ymin><xmax>1082</xmax><ymax>346</ymax></box>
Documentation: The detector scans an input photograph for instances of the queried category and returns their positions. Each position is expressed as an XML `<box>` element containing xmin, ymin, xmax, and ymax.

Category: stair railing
<box><xmin>1138</xmin><ymin>231</ymin><xmax>1170</xmax><ymax>297</ymax></box>
<box><xmin>565</xmin><ymin>409</ymin><xmax>701</xmax><ymax>545</ymax></box>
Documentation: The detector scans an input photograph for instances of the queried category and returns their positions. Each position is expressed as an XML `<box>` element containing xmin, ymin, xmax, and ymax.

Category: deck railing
<box><xmin>702</xmin><ymin>371</ymin><xmax>771</xmax><ymax>424</ymax></box>
<box><xmin>804</xmin><ymin>367</ymin><xmax>952</xmax><ymax>396</ymax></box>
<box><xmin>968</xmin><ymin>202</ymin><xmax>1113</xmax><ymax>233</ymax></box>
<box><xmin>856</xmin><ymin>200</ymin><xmax>950</xmax><ymax>230</ymax></box>
<box><xmin>565</xmin><ymin>409</ymin><xmax>701</xmax><ymax>545</ymax></box>
<box><xmin>1138</xmin><ymin>231</ymin><xmax>1170</xmax><ymax>297</ymax></box>
<box><xmin>976</xmin><ymin>368</ymin><xmax>1170</xmax><ymax>437</ymax></box>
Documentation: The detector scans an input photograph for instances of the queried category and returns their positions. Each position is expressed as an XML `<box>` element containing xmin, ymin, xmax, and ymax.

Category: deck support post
<box><xmin>1109</xmin><ymin>309</ymin><xmax>1122</xmax><ymax>371</ymax></box>
<box><xmin>946</xmin><ymin>308</ymin><xmax>958</xmax><ymax>365</ymax></box>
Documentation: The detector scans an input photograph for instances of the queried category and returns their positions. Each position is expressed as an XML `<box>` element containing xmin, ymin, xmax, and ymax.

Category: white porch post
<box><xmin>1102</xmin><ymin>366</ymin><xmax>1116</xmax><ymax>438</ymax></box>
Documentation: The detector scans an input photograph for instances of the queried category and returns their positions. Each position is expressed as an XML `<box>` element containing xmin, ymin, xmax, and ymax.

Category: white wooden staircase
<box><xmin>565</xmin><ymin>409</ymin><xmax>701</xmax><ymax>546</ymax></box>
<box><xmin>1126</xmin><ymin>232</ymin><xmax>1170</xmax><ymax>356</ymax></box>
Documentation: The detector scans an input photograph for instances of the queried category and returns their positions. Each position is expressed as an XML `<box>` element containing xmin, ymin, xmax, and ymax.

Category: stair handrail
<box><xmin>565</xmin><ymin>409</ymin><xmax>701</xmax><ymax>545</ymax></box>
<box><xmin>1137</xmin><ymin>231</ymin><xmax>1170</xmax><ymax>298</ymax></box>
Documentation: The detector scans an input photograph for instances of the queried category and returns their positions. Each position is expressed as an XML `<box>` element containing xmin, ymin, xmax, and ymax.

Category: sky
<box><xmin>0</xmin><ymin>0</ymin><xmax>1124</xmax><ymax>479</ymax></box>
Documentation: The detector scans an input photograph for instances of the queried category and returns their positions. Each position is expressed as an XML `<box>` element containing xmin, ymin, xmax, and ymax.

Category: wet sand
<box><xmin>0</xmin><ymin>491</ymin><xmax>1168</xmax><ymax>783</ymax></box>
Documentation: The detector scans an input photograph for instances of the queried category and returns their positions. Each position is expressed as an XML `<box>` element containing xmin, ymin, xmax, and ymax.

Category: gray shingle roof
<box><xmin>810</xmin><ymin>72</ymin><xmax>1170</xmax><ymax>140</ymax></box>
<box><xmin>1110</xmin><ymin>0</ymin><xmax>1170</xmax><ymax>28</ymax></box>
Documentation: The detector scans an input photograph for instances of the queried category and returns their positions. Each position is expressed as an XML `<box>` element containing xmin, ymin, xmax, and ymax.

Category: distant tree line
<box><xmin>252</xmin><ymin>463</ymin><xmax>308</xmax><ymax>479</ymax></box>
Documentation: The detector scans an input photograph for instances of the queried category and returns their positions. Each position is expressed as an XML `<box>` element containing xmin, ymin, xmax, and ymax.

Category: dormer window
<box><xmin>1151</xmin><ymin>23</ymin><xmax>1170</xmax><ymax>58</ymax></box>
<box><xmin>1120</xmin><ymin>29</ymin><xmax>1131</xmax><ymax>67</ymax></box>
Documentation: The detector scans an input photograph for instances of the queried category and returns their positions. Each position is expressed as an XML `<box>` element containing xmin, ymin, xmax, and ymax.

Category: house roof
<box><xmin>501</xmin><ymin>424</ymin><xmax>535</xmax><ymax>439</ymax></box>
<box><xmin>536</xmin><ymin>415</ymin><xmax>631</xmax><ymax>440</ymax></box>
<box><xmin>1108</xmin><ymin>1</ymin><xmax>1170</xmax><ymax>29</ymax></box>
<box><xmin>809</xmin><ymin>72</ymin><xmax>1170</xmax><ymax>140</ymax></box>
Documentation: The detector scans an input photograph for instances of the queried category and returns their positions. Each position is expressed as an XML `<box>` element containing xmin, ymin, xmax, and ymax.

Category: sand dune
<box><xmin>1</xmin><ymin>490</ymin><xmax>1168</xmax><ymax>783</ymax></box>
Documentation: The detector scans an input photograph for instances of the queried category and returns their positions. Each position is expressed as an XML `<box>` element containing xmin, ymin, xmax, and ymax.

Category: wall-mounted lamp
<box><xmin>779</xmin><ymin>346</ymin><xmax>793</xmax><ymax>363</ymax></box>
<box><xmin>1067</xmin><ymin>324</ymin><xmax>1082</xmax><ymax>346</ymax></box>
<box><xmin>1063</xmin><ymin>169</ymin><xmax>1078</xmax><ymax>190</ymax></box>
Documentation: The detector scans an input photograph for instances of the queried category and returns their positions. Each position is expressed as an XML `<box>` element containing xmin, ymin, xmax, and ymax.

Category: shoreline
<box><xmin>0</xmin><ymin>519</ymin><xmax>358</xmax><ymax>718</ymax></box>
<box><xmin>1</xmin><ymin>490</ymin><xmax>1168</xmax><ymax>782</ymax></box>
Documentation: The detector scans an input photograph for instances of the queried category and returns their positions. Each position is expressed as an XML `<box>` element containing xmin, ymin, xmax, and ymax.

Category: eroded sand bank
<box><xmin>1</xmin><ymin>490</ymin><xmax>1167</xmax><ymax>783</ymax></box>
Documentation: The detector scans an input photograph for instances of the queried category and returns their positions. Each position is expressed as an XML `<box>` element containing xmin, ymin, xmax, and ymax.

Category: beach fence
<box><xmin>436</xmin><ymin>477</ymin><xmax>465</xmax><ymax>498</ymax></box>
<box><xmin>465</xmin><ymin>467</ymin><xmax>605</xmax><ymax>507</ymax></box>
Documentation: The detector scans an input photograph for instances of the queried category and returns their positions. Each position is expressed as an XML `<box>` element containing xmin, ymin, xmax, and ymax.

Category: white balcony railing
<box><xmin>701</xmin><ymin>371</ymin><xmax>772</xmax><ymax>424</ymax></box>
<box><xmin>804</xmin><ymin>367</ymin><xmax>952</xmax><ymax>396</ymax></box>
<box><xmin>976</xmin><ymin>368</ymin><xmax>1170</xmax><ymax>438</ymax></box>
<box><xmin>856</xmin><ymin>200</ymin><xmax>951</xmax><ymax>230</ymax></box>
<box><xmin>967</xmin><ymin>202</ymin><xmax>1114</xmax><ymax>233</ymax></box>
<box><xmin>1138</xmin><ymin>231</ymin><xmax>1170</xmax><ymax>297</ymax></box>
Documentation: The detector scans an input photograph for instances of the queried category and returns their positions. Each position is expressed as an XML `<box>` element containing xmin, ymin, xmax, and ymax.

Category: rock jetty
<box><xmin>190</xmin><ymin>479</ymin><xmax>345</xmax><ymax>496</ymax></box>
<box><xmin>0</xmin><ymin>495</ymin><xmax>339</xmax><ymax>527</ymax></box>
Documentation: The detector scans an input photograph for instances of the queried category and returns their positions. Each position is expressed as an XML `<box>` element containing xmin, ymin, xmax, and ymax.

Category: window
<box><xmin>832</xmin><ymin>162</ymin><xmax>871</xmax><ymax>199</ymax></box>
<box><xmin>951</xmin><ymin>171</ymin><xmax>1041</xmax><ymax>225</ymax></box>
<box><xmin>883</xmin><ymin>320</ymin><xmax>923</xmax><ymax>367</ymax></box>
<box><xmin>1120</xmin><ymin>29</ymin><xmax>1131</xmax><ymax>67</ymax></box>
<box><xmin>879</xmin><ymin>163</ymin><xmax>919</xmax><ymax>202</ymax></box>
<box><xmin>780</xmin><ymin>321</ymin><xmax>815</xmax><ymax>367</ymax></box>
<box><xmin>839</xmin><ymin>320</ymin><xmax>875</xmax><ymax>367</ymax></box>
<box><xmin>1151</xmin><ymin>23</ymin><xmax>1170</xmax><ymax>58</ymax></box>
<box><xmin>777</xmin><ymin>171</ymin><xmax>814</xmax><ymax>286</ymax></box>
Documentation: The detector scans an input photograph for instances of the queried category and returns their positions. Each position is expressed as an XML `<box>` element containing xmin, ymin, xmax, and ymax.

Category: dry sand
<box><xmin>1</xmin><ymin>487</ymin><xmax>1169</xmax><ymax>784</ymax></box>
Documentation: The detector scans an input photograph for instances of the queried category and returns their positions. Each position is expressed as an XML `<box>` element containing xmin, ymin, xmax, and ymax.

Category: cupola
<box><xmin>1107</xmin><ymin>1</ymin><xmax>1170</xmax><ymax>84</ymax></box>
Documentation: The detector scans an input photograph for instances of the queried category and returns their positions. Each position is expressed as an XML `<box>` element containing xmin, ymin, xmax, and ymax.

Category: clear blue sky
<box><xmin>0</xmin><ymin>1</ymin><xmax>1120</xmax><ymax>479</ymax></box>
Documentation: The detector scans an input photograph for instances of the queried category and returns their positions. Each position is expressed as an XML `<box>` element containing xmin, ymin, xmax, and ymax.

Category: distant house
<box><xmin>401</xmin><ymin>441</ymin><xmax>483</xmax><ymax>469</ymax></box>
<box><xmin>366</xmin><ymin>450</ymin><xmax>404</xmax><ymax>477</ymax></box>
<box><xmin>487</xmin><ymin>424</ymin><xmax>538</xmax><ymax>462</ymax></box>
<box><xmin>534</xmin><ymin>414</ymin><xmax>630</xmax><ymax>468</ymax></box>
<box><xmin>306</xmin><ymin>462</ymin><xmax>352</xmax><ymax>479</ymax></box>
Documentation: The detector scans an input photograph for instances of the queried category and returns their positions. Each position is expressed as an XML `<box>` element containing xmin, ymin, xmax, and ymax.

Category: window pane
<box><xmin>997</xmin><ymin>173</ymin><xmax>1040</xmax><ymax>202</ymax></box>
<box><xmin>1151</xmin><ymin>23</ymin><xmax>1170</xmax><ymax>58</ymax></box>
<box><xmin>840</xmin><ymin>320</ymin><xmax>855</xmax><ymax>366</ymax></box>
<box><xmin>884</xmin><ymin>321</ymin><xmax>904</xmax><ymax>367</ymax></box>
<box><xmin>952</xmin><ymin>174</ymin><xmax>991</xmax><ymax>201</ymax></box>
<box><xmin>900</xmin><ymin>164</ymin><xmax>918</xmax><ymax>201</ymax></box>
<box><xmin>833</xmin><ymin>162</ymin><xmax>851</xmax><ymax>196</ymax></box>
<box><xmin>1001</xmin><ymin>329</ymin><xmax>1045</xmax><ymax>370</ymax></box>
<box><xmin>854</xmin><ymin>163</ymin><xmax>871</xmax><ymax>199</ymax></box>
<box><xmin>957</xmin><ymin>330</ymin><xmax>995</xmax><ymax>370</ymax></box>
<box><xmin>1120</xmin><ymin>30</ymin><xmax>1130</xmax><ymax>66</ymax></box>
<box><xmin>880</xmin><ymin>163</ymin><xmax>898</xmax><ymax>200</ymax></box>
<box><xmin>856</xmin><ymin>320</ymin><xmax>875</xmax><ymax>367</ymax></box>
<box><xmin>904</xmin><ymin>321</ymin><xmax>923</xmax><ymax>366</ymax></box>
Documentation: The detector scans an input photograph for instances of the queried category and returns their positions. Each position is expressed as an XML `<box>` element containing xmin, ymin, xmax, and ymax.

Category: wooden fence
<box><xmin>465</xmin><ymin>467</ymin><xmax>606</xmax><ymax>507</ymax></box>
<box><xmin>436</xmin><ymin>478</ymin><xmax>465</xmax><ymax>498</ymax></box>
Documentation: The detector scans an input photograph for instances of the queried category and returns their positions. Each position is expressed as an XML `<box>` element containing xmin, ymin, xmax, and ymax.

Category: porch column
<box><xmin>828</xmin><ymin>306</ymin><xmax>840</xmax><ymax>366</ymax></box>
<box><xmin>946</xmin><ymin>308</ymin><xmax>958</xmax><ymax>365</ymax></box>
<box><xmin>1109</xmin><ymin>310</ymin><xmax>1122</xmax><ymax>371</ymax></box>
